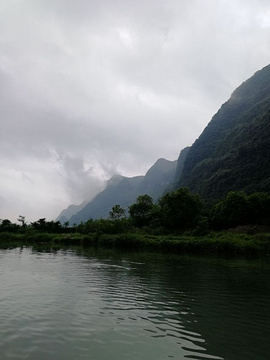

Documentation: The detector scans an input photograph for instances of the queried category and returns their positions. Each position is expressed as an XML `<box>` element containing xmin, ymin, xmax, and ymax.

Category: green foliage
<box><xmin>1</xmin><ymin>186</ymin><xmax>270</xmax><ymax>257</ymax></box>
<box><xmin>192</xmin><ymin>216</ymin><xmax>210</xmax><ymax>236</ymax></box>
<box><xmin>30</xmin><ymin>218</ymin><xmax>63</xmax><ymax>233</ymax></box>
<box><xmin>211</xmin><ymin>191</ymin><xmax>249</xmax><ymax>229</ymax></box>
<box><xmin>0</xmin><ymin>217</ymin><xmax>70</xmax><ymax>235</ymax></box>
<box><xmin>177</xmin><ymin>64</ymin><xmax>270</xmax><ymax>201</ymax></box>
<box><xmin>78</xmin><ymin>217</ymin><xmax>131</xmax><ymax>235</ymax></box>
<box><xmin>247</xmin><ymin>192</ymin><xmax>270</xmax><ymax>225</ymax></box>
<box><xmin>211</xmin><ymin>191</ymin><xmax>270</xmax><ymax>229</ymax></box>
<box><xmin>128</xmin><ymin>194</ymin><xmax>158</xmax><ymax>227</ymax></box>
<box><xmin>17</xmin><ymin>215</ymin><xmax>26</xmax><ymax>227</ymax></box>
<box><xmin>109</xmin><ymin>205</ymin><xmax>126</xmax><ymax>220</ymax></box>
<box><xmin>0</xmin><ymin>219</ymin><xmax>19</xmax><ymax>232</ymax></box>
<box><xmin>1</xmin><ymin>229</ymin><xmax>269</xmax><ymax>256</ymax></box>
<box><xmin>159</xmin><ymin>187</ymin><xmax>203</xmax><ymax>230</ymax></box>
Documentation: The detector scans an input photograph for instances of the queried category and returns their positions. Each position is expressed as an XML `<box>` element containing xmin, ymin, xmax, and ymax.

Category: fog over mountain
<box><xmin>0</xmin><ymin>0</ymin><xmax>270</xmax><ymax>222</ymax></box>
<box><xmin>59</xmin><ymin>157</ymin><xmax>177</xmax><ymax>224</ymax></box>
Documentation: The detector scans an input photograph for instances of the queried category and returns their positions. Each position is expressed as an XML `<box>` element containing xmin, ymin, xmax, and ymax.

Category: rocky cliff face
<box><xmin>177</xmin><ymin>64</ymin><xmax>270</xmax><ymax>200</ymax></box>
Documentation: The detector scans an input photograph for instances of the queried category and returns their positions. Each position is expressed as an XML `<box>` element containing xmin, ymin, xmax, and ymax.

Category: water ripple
<box><xmin>0</xmin><ymin>247</ymin><xmax>270</xmax><ymax>360</ymax></box>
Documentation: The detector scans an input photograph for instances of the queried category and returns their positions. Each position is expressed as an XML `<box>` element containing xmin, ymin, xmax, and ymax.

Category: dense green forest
<box><xmin>177</xmin><ymin>64</ymin><xmax>270</xmax><ymax>201</ymax></box>
<box><xmin>2</xmin><ymin>189</ymin><xmax>270</xmax><ymax>256</ymax></box>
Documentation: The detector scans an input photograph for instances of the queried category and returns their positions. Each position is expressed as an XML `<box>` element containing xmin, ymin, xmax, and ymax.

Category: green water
<box><xmin>0</xmin><ymin>246</ymin><xmax>269</xmax><ymax>359</ymax></box>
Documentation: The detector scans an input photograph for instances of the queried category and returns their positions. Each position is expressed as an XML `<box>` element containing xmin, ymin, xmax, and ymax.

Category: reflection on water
<box><xmin>0</xmin><ymin>246</ymin><xmax>269</xmax><ymax>360</ymax></box>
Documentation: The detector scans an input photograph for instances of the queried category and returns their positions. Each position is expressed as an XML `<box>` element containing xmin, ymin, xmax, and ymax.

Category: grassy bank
<box><xmin>1</xmin><ymin>230</ymin><xmax>270</xmax><ymax>256</ymax></box>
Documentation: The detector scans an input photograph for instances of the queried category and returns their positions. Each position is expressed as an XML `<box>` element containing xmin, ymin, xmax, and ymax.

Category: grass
<box><xmin>1</xmin><ymin>230</ymin><xmax>269</xmax><ymax>256</ymax></box>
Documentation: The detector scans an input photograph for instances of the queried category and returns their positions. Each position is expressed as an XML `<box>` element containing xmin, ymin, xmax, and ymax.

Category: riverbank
<box><xmin>1</xmin><ymin>231</ymin><xmax>270</xmax><ymax>256</ymax></box>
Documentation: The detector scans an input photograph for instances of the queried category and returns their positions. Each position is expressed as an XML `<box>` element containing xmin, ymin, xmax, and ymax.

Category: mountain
<box><xmin>69</xmin><ymin>175</ymin><xmax>143</xmax><ymax>224</ymax></box>
<box><xmin>55</xmin><ymin>201</ymin><xmax>88</xmax><ymax>224</ymax></box>
<box><xmin>177</xmin><ymin>64</ymin><xmax>270</xmax><ymax>201</ymax></box>
<box><xmin>68</xmin><ymin>158</ymin><xmax>177</xmax><ymax>224</ymax></box>
<box><xmin>173</xmin><ymin>147</ymin><xmax>190</xmax><ymax>184</ymax></box>
<box><xmin>136</xmin><ymin>158</ymin><xmax>178</xmax><ymax>200</ymax></box>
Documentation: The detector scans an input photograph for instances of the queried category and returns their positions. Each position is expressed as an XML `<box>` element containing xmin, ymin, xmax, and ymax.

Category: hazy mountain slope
<box><xmin>173</xmin><ymin>147</ymin><xmax>190</xmax><ymax>184</ymax></box>
<box><xmin>69</xmin><ymin>158</ymin><xmax>177</xmax><ymax>224</ymax></box>
<box><xmin>137</xmin><ymin>158</ymin><xmax>178</xmax><ymax>200</ymax></box>
<box><xmin>56</xmin><ymin>201</ymin><xmax>88</xmax><ymax>224</ymax></box>
<box><xmin>69</xmin><ymin>175</ymin><xmax>144</xmax><ymax>224</ymax></box>
<box><xmin>177</xmin><ymin>64</ymin><xmax>270</xmax><ymax>200</ymax></box>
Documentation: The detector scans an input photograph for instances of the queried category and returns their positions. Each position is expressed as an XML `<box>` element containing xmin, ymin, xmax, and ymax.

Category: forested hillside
<box><xmin>177</xmin><ymin>64</ymin><xmax>270</xmax><ymax>200</ymax></box>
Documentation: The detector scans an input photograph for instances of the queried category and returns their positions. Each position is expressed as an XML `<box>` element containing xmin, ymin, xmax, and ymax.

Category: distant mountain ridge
<box><xmin>177</xmin><ymin>64</ymin><xmax>270</xmax><ymax>200</ymax></box>
<box><xmin>56</xmin><ymin>202</ymin><xmax>88</xmax><ymax>224</ymax></box>
<box><xmin>58</xmin><ymin>63</ymin><xmax>270</xmax><ymax>223</ymax></box>
<box><xmin>60</xmin><ymin>157</ymin><xmax>178</xmax><ymax>225</ymax></box>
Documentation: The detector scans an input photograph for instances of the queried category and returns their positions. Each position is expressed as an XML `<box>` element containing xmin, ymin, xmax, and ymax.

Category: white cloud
<box><xmin>0</xmin><ymin>0</ymin><xmax>270</xmax><ymax>221</ymax></box>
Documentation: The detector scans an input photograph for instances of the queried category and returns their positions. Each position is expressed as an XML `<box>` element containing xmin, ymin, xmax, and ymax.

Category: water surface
<box><xmin>0</xmin><ymin>246</ymin><xmax>269</xmax><ymax>359</ymax></box>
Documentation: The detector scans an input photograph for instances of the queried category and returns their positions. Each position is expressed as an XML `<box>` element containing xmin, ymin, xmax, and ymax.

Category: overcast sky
<box><xmin>0</xmin><ymin>0</ymin><xmax>270</xmax><ymax>222</ymax></box>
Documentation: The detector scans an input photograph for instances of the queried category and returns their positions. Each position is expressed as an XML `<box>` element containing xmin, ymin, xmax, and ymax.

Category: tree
<box><xmin>159</xmin><ymin>187</ymin><xmax>202</xmax><ymax>230</ymax></box>
<box><xmin>64</xmin><ymin>221</ymin><xmax>70</xmax><ymax>228</ymax></box>
<box><xmin>30</xmin><ymin>218</ymin><xmax>63</xmax><ymax>233</ymax></box>
<box><xmin>109</xmin><ymin>205</ymin><xmax>126</xmax><ymax>220</ymax></box>
<box><xmin>18</xmin><ymin>215</ymin><xmax>26</xmax><ymax>227</ymax></box>
<box><xmin>0</xmin><ymin>219</ymin><xmax>18</xmax><ymax>232</ymax></box>
<box><xmin>210</xmin><ymin>191</ymin><xmax>249</xmax><ymax>229</ymax></box>
<box><xmin>31</xmin><ymin>218</ymin><xmax>47</xmax><ymax>231</ymax></box>
<box><xmin>129</xmin><ymin>195</ymin><xmax>157</xmax><ymax>227</ymax></box>
<box><xmin>247</xmin><ymin>192</ymin><xmax>270</xmax><ymax>225</ymax></box>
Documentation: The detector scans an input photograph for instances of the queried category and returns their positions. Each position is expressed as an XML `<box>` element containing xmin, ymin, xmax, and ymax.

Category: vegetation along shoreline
<box><xmin>1</xmin><ymin>188</ymin><xmax>270</xmax><ymax>257</ymax></box>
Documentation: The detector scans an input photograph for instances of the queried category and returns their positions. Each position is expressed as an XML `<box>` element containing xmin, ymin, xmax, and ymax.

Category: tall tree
<box><xmin>159</xmin><ymin>187</ymin><xmax>202</xmax><ymax>230</ymax></box>
<box><xmin>109</xmin><ymin>205</ymin><xmax>126</xmax><ymax>220</ymax></box>
<box><xmin>129</xmin><ymin>195</ymin><xmax>156</xmax><ymax>227</ymax></box>
<box><xmin>210</xmin><ymin>191</ymin><xmax>249</xmax><ymax>229</ymax></box>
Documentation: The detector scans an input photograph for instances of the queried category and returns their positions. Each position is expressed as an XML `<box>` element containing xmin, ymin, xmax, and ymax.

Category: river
<box><xmin>0</xmin><ymin>246</ymin><xmax>269</xmax><ymax>359</ymax></box>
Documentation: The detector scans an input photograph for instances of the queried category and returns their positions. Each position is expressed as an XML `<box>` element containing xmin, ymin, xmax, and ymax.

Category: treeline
<box><xmin>0</xmin><ymin>217</ymin><xmax>64</xmax><ymax>234</ymax></box>
<box><xmin>1</xmin><ymin>188</ymin><xmax>270</xmax><ymax>236</ymax></box>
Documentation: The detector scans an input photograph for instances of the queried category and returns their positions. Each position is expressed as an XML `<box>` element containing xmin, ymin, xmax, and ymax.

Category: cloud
<box><xmin>0</xmin><ymin>0</ymin><xmax>270</xmax><ymax>221</ymax></box>
<box><xmin>56</xmin><ymin>152</ymin><xmax>106</xmax><ymax>203</ymax></box>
